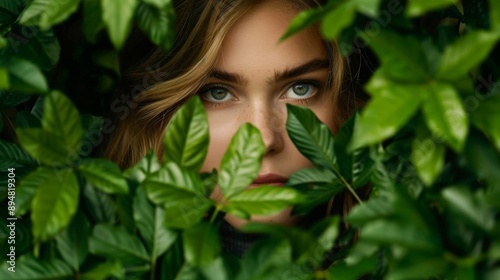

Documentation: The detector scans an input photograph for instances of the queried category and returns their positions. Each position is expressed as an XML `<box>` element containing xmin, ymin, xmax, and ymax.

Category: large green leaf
<box><xmin>406</xmin><ymin>0</ymin><xmax>458</xmax><ymax>17</ymax></box>
<box><xmin>352</xmin><ymin>0</ymin><xmax>381</xmax><ymax>17</ymax></box>
<box><xmin>89</xmin><ymin>224</ymin><xmax>149</xmax><ymax>265</ymax></box>
<box><xmin>359</xmin><ymin>31</ymin><xmax>429</xmax><ymax>82</ymax></box>
<box><xmin>0</xmin><ymin>139</ymin><xmax>36</xmax><ymax>169</ymax></box>
<box><xmin>80</xmin><ymin>260</ymin><xmax>124</xmax><ymax>280</ymax></box>
<box><xmin>218</xmin><ymin>123</ymin><xmax>265</xmax><ymax>198</ymax></box>
<box><xmin>143</xmin><ymin>162</ymin><xmax>212</xmax><ymax>228</ymax></box>
<box><xmin>83</xmin><ymin>0</ymin><xmax>104</xmax><ymax>43</ymax></box>
<box><xmin>0</xmin><ymin>255</ymin><xmax>72</xmax><ymax>279</ymax></box>
<box><xmin>335</xmin><ymin>114</ymin><xmax>373</xmax><ymax>187</ymax></box>
<box><xmin>286</xmin><ymin>104</ymin><xmax>336</xmax><ymax>169</ymax></box>
<box><xmin>82</xmin><ymin>181</ymin><xmax>115</xmax><ymax>223</ymax></box>
<box><xmin>411</xmin><ymin>129</ymin><xmax>445</xmax><ymax>186</ymax></box>
<box><xmin>101</xmin><ymin>0</ymin><xmax>138</xmax><ymax>50</ymax></box>
<box><xmin>16</xmin><ymin>130</ymin><xmax>71</xmax><ymax>166</ymax></box>
<box><xmin>463</xmin><ymin>132</ymin><xmax>500</xmax><ymax>191</ymax></box>
<box><xmin>124</xmin><ymin>149</ymin><xmax>161</xmax><ymax>183</ymax></box>
<box><xmin>280</xmin><ymin>6</ymin><xmax>326</xmax><ymax>41</ymax></box>
<box><xmin>133</xmin><ymin>186</ymin><xmax>178</xmax><ymax>258</ymax></box>
<box><xmin>163</xmin><ymin>96</ymin><xmax>209</xmax><ymax>172</ymax></box>
<box><xmin>436</xmin><ymin>31</ymin><xmax>499</xmax><ymax>81</ymax></box>
<box><xmin>56</xmin><ymin>211</ymin><xmax>90</xmax><ymax>270</ymax></box>
<box><xmin>287</xmin><ymin>166</ymin><xmax>338</xmax><ymax>186</ymax></box>
<box><xmin>20</xmin><ymin>0</ymin><xmax>81</xmax><ymax>29</ymax></box>
<box><xmin>31</xmin><ymin>168</ymin><xmax>79</xmax><ymax>241</ymax></box>
<box><xmin>349</xmin><ymin>75</ymin><xmax>422</xmax><ymax>150</ymax></box>
<box><xmin>292</xmin><ymin>183</ymin><xmax>345</xmax><ymax>215</ymax></box>
<box><xmin>226</xmin><ymin>186</ymin><xmax>304</xmax><ymax>216</ymax></box>
<box><xmin>136</xmin><ymin>0</ymin><xmax>175</xmax><ymax>50</ymax></box>
<box><xmin>422</xmin><ymin>82</ymin><xmax>468</xmax><ymax>152</ymax></box>
<box><xmin>10</xmin><ymin>28</ymin><xmax>60</xmax><ymax>69</ymax></box>
<box><xmin>348</xmin><ymin>197</ymin><xmax>393</xmax><ymax>226</ymax></box>
<box><xmin>78</xmin><ymin>159</ymin><xmax>128</xmax><ymax>194</ymax></box>
<box><xmin>1</xmin><ymin>57</ymin><xmax>48</xmax><ymax>93</ymax></box>
<box><xmin>42</xmin><ymin>90</ymin><xmax>83</xmax><ymax>156</ymax></box>
<box><xmin>183</xmin><ymin>222</ymin><xmax>221</xmax><ymax>267</ymax></box>
<box><xmin>15</xmin><ymin>166</ymin><xmax>52</xmax><ymax>216</ymax></box>
<box><xmin>321</xmin><ymin>2</ymin><xmax>356</xmax><ymax>40</ymax></box>
<box><xmin>471</xmin><ymin>93</ymin><xmax>500</xmax><ymax>152</ymax></box>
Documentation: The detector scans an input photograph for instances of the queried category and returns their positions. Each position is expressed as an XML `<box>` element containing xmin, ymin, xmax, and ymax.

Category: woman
<box><xmin>104</xmin><ymin>0</ymin><xmax>366</xmax><ymax>256</ymax></box>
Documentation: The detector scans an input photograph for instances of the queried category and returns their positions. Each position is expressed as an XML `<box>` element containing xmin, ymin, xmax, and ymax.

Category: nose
<box><xmin>247</xmin><ymin>104</ymin><xmax>285</xmax><ymax>155</ymax></box>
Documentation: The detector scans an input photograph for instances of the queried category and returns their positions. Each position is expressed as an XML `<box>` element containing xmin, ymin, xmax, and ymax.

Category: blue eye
<box><xmin>285</xmin><ymin>82</ymin><xmax>317</xmax><ymax>99</ymax></box>
<box><xmin>200</xmin><ymin>86</ymin><xmax>234</xmax><ymax>103</ymax></box>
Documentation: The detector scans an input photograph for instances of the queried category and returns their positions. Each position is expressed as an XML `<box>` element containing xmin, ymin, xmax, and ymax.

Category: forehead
<box><xmin>215</xmin><ymin>1</ymin><xmax>326</xmax><ymax>73</ymax></box>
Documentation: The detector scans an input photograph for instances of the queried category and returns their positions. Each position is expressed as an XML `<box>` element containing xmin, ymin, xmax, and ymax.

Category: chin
<box><xmin>223</xmin><ymin>206</ymin><xmax>300</xmax><ymax>229</ymax></box>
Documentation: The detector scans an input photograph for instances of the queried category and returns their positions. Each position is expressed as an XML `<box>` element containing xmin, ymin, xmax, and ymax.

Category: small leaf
<box><xmin>352</xmin><ymin>0</ymin><xmax>382</xmax><ymax>17</ymax></box>
<box><xmin>286</xmin><ymin>104</ymin><xmax>336</xmax><ymax>169</ymax></box>
<box><xmin>42</xmin><ymin>90</ymin><xmax>83</xmax><ymax>156</ymax></box>
<box><xmin>82</xmin><ymin>181</ymin><xmax>115</xmax><ymax>223</ymax></box>
<box><xmin>349</xmin><ymin>76</ymin><xmax>422</xmax><ymax>150</ymax></box>
<box><xmin>218</xmin><ymin>123</ymin><xmax>265</xmax><ymax>198</ymax></box>
<box><xmin>83</xmin><ymin>0</ymin><xmax>104</xmax><ymax>43</ymax></box>
<box><xmin>436</xmin><ymin>31</ymin><xmax>499</xmax><ymax>81</ymax></box>
<box><xmin>80</xmin><ymin>260</ymin><xmax>124</xmax><ymax>280</ymax></box>
<box><xmin>281</xmin><ymin>6</ymin><xmax>326</xmax><ymax>41</ymax></box>
<box><xmin>183</xmin><ymin>222</ymin><xmax>221</xmax><ymax>267</ymax></box>
<box><xmin>136</xmin><ymin>0</ymin><xmax>176</xmax><ymax>50</ymax></box>
<box><xmin>89</xmin><ymin>224</ymin><xmax>150</xmax><ymax>264</ymax></box>
<box><xmin>406</xmin><ymin>0</ymin><xmax>458</xmax><ymax>17</ymax></box>
<box><xmin>56</xmin><ymin>211</ymin><xmax>90</xmax><ymax>270</ymax></box>
<box><xmin>321</xmin><ymin>2</ymin><xmax>357</xmax><ymax>40</ymax></box>
<box><xmin>15</xmin><ymin>166</ymin><xmax>52</xmax><ymax>216</ymax></box>
<box><xmin>17</xmin><ymin>128</ymin><xmax>72</xmax><ymax>165</ymax></box>
<box><xmin>124</xmin><ymin>149</ymin><xmax>161</xmax><ymax>183</ymax></box>
<box><xmin>101</xmin><ymin>0</ymin><xmax>138</xmax><ymax>50</ymax></box>
<box><xmin>78</xmin><ymin>159</ymin><xmax>128</xmax><ymax>194</ymax></box>
<box><xmin>163</xmin><ymin>197</ymin><xmax>212</xmax><ymax>229</ymax></box>
<box><xmin>227</xmin><ymin>186</ymin><xmax>305</xmax><ymax>216</ymax></box>
<box><xmin>133</xmin><ymin>186</ymin><xmax>178</xmax><ymax>258</ymax></box>
<box><xmin>20</xmin><ymin>0</ymin><xmax>81</xmax><ymax>29</ymax></box>
<box><xmin>287</xmin><ymin>167</ymin><xmax>338</xmax><ymax>186</ymax></box>
<box><xmin>411</xmin><ymin>130</ymin><xmax>445</xmax><ymax>186</ymax></box>
<box><xmin>163</xmin><ymin>96</ymin><xmax>209</xmax><ymax>172</ymax></box>
<box><xmin>463</xmin><ymin>132</ymin><xmax>500</xmax><ymax>192</ymax></box>
<box><xmin>2</xmin><ymin>57</ymin><xmax>48</xmax><ymax>93</ymax></box>
<box><xmin>359</xmin><ymin>30</ymin><xmax>429</xmax><ymax>82</ymax></box>
<box><xmin>471</xmin><ymin>93</ymin><xmax>500</xmax><ymax>152</ymax></box>
<box><xmin>32</xmin><ymin>168</ymin><xmax>79</xmax><ymax>241</ymax></box>
<box><xmin>422</xmin><ymin>82</ymin><xmax>468</xmax><ymax>152</ymax></box>
<box><xmin>0</xmin><ymin>139</ymin><xmax>37</xmax><ymax>169</ymax></box>
<box><xmin>0</xmin><ymin>255</ymin><xmax>72</xmax><ymax>279</ymax></box>
<box><xmin>348</xmin><ymin>197</ymin><xmax>393</xmax><ymax>226</ymax></box>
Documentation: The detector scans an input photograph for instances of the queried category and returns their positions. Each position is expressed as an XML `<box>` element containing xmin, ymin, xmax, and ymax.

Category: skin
<box><xmin>200</xmin><ymin>0</ymin><xmax>337</xmax><ymax>228</ymax></box>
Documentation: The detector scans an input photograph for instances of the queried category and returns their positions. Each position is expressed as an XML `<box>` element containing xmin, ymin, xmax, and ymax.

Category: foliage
<box><xmin>1</xmin><ymin>0</ymin><xmax>500</xmax><ymax>279</ymax></box>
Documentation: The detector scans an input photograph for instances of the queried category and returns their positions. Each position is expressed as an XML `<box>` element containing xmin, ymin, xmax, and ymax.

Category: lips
<box><xmin>249</xmin><ymin>173</ymin><xmax>288</xmax><ymax>188</ymax></box>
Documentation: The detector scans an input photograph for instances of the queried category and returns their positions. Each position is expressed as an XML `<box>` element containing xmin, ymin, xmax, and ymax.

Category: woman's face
<box><xmin>200</xmin><ymin>0</ymin><xmax>337</xmax><ymax>228</ymax></box>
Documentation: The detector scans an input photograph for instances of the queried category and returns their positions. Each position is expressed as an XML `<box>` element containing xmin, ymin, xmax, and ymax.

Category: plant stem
<box><xmin>339</xmin><ymin>174</ymin><xmax>363</xmax><ymax>204</ymax></box>
<box><xmin>209</xmin><ymin>204</ymin><xmax>222</xmax><ymax>224</ymax></box>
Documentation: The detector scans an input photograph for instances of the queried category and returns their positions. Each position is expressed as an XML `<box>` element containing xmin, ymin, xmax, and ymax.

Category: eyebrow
<box><xmin>208</xmin><ymin>58</ymin><xmax>329</xmax><ymax>86</ymax></box>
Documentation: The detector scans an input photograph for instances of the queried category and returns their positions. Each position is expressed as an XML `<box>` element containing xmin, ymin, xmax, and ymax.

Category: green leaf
<box><xmin>471</xmin><ymin>93</ymin><xmax>500</xmax><ymax>152</ymax></box>
<box><xmin>83</xmin><ymin>0</ymin><xmax>104</xmax><ymax>43</ymax></box>
<box><xmin>159</xmin><ymin>238</ymin><xmax>183</xmax><ymax>280</ymax></box>
<box><xmin>17</xmin><ymin>28</ymin><xmax>60</xmax><ymax>69</ymax></box>
<box><xmin>349</xmin><ymin>76</ymin><xmax>422</xmax><ymax>150</ymax></box>
<box><xmin>491</xmin><ymin>0</ymin><xmax>500</xmax><ymax>30</ymax></box>
<box><xmin>124</xmin><ymin>149</ymin><xmax>161</xmax><ymax>183</ymax></box>
<box><xmin>281</xmin><ymin>6</ymin><xmax>326</xmax><ymax>41</ymax></box>
<box><xmin>406</xmin><ymin>0</ymin><xmax>457</xmax><ymax>17</ymax></box>
<box><xmin>2</xmin><ymin>57</ymin><xmax>48</xmax><ymax>93</ymax></box>
<box><xmin>183</xmin><ymin>222</ymin><xmax>221</xmax><ymax>267</ymax></box>
<box><xmin>335</xmin><ymin>114</ymin><xmax>373</xmax><ymax>187</ymax></box>
<box><xmin>143</xmin><ymin>162</ymin><xmax>212</xmax><ymax>228</ymax></box>
<box><xmin>133</xmin><ymin>186</ymin><xmax>178</xmax><ymax>258</ymax></box>
<box><xmin>78</xmin><ymin>159</ymin><xmax>128</xmax><ymax>194</ymax></box>
<box><xmin>42</xmin><ymin>90</ymin><xmax>83</xmax><ymax>156</ymax></box>
<box><xmin>287</xmin><ymin>166</ymin><xmax>338</xmax><ymax>186</ymax></box>
<box><xmin>464</xmin><ymin>131</ymin><xmax>500</xmax><ymax>191</ymax></box>
<box><xmin>292</xmin><ymin>183</ymin><xmax>345</xmax><ymax>215</ymax></box>
<box><xmin>321</xmin><ymin>2</ymin><xmax>357</xmax><ymax>40</ymax></box>
<box><xmin>422</xmin><ymin>82</ymin><xmax>468</xmax><ymax>152</ymax></box>
<box><xmin>136</xmin><ymin>0</ymin><xmax>175</xmax><ymax>50</ymax></box>
<box><xmin>0</xmin><ymin>139</ymin><xmax>37</xmax><ymax>169</ymax></box>
<box><xmin>352</xmin><ymin>0</ymin><xmax>381</xmax><ymax>17</ymax></box>
<box><xmin>0</xmin><ymin>67</ymin><xmax>8</xmax><ymax>90</ymax></box>
<box><xmin>329</xmin><ymin>256</ymin><xmax>377</xmax><ymax>280</ymax></box>
<box><xmin>20</xmin><ymin>0</ymin><xmax>81</xmax><ymax>28</ymax></box>
<box><xmin>218</xmin><ymin>123</ymin><xmax>265</xmax><ymax>198</ymax></box>
<box><xmin>286</xmin><ymin>104</ymin><xmax>336</xmax><ymax>169</ymax></box>
<box><xmin>359</xmin><ymin>31</ymin><xmax>429</xmax><ymax>81</ymax></box>
<box><xmin>387</xmin><ymin>255</ymin><xmax>450</xmax><ymax>280</ymax></box>
<box><xmin>441</xmin><ymin>187</ymin><xmax>495</xmax><ymax>232</ymax></box>
<box><xmin>80</xmin><ymin>260</ymin><xmax>124</xmax><ymax>280</ymax></box>
<box><xmin>436</xmin><ymin>31</ymin><xmax>499</xmax><ymax>81</ymax></box>
<box><xmin>313</xmin><ymin>216</ymin><xmax>340</xmax><ymax>256</ymax></box>
<box><xmin>32</xmin><ymin>168</ymin><xmax>79</xmax><ymax>241</ymax></box>
<box><xmin>16</xmin><ymin>166</ymin><xmax>52</xmax><ymax>216</ymax></box>
<box><xmin>411</xmin><ymin>130</ymin><xmax>445</xmax><ymax>186</ymax></box>
<box><xmin>143</xmin><ymin>0</ymin><xmax>171</xmax><ymax>8</ymax></box>
<box><xmin>89</xmin><ymin>224</ymin><xmax>149</xmax><ymax>265</ymax></box>
<box><xmin>163</xmin><ymin>96</ymin><xmax>209</xmax><ymax>172</ymax></box>
<box><xmin>226</xmin><ymin>186</ymin><xmax>304</xmax><ymax>216</ymax></box>
<box><xmin>56</xmin><ymin>211</ymin><xmax>90</xmax><ymax>270</ymax></box>
<box><xmin>16</xmin><ymin>128</ymin><xmax>71</xmax><ymax>165</ymax></box>
<box><xmin>101</xmin><ymin>0</ymin><xmax>138</xmax><ymax>50</ymax></box>
<box><xmin>348</xmin><ymin>197</ymin><xmax>392</xmax><ymax>226</ymax></box>
<box><xmin>82</xmin><ymin>181</ymin><xmax>115</xmax><ymax>223</ymax></box>
<box><xmin>0</xmin><ymin>255</ymin><xmax>72</xmax><ymax>279</ymax></box>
